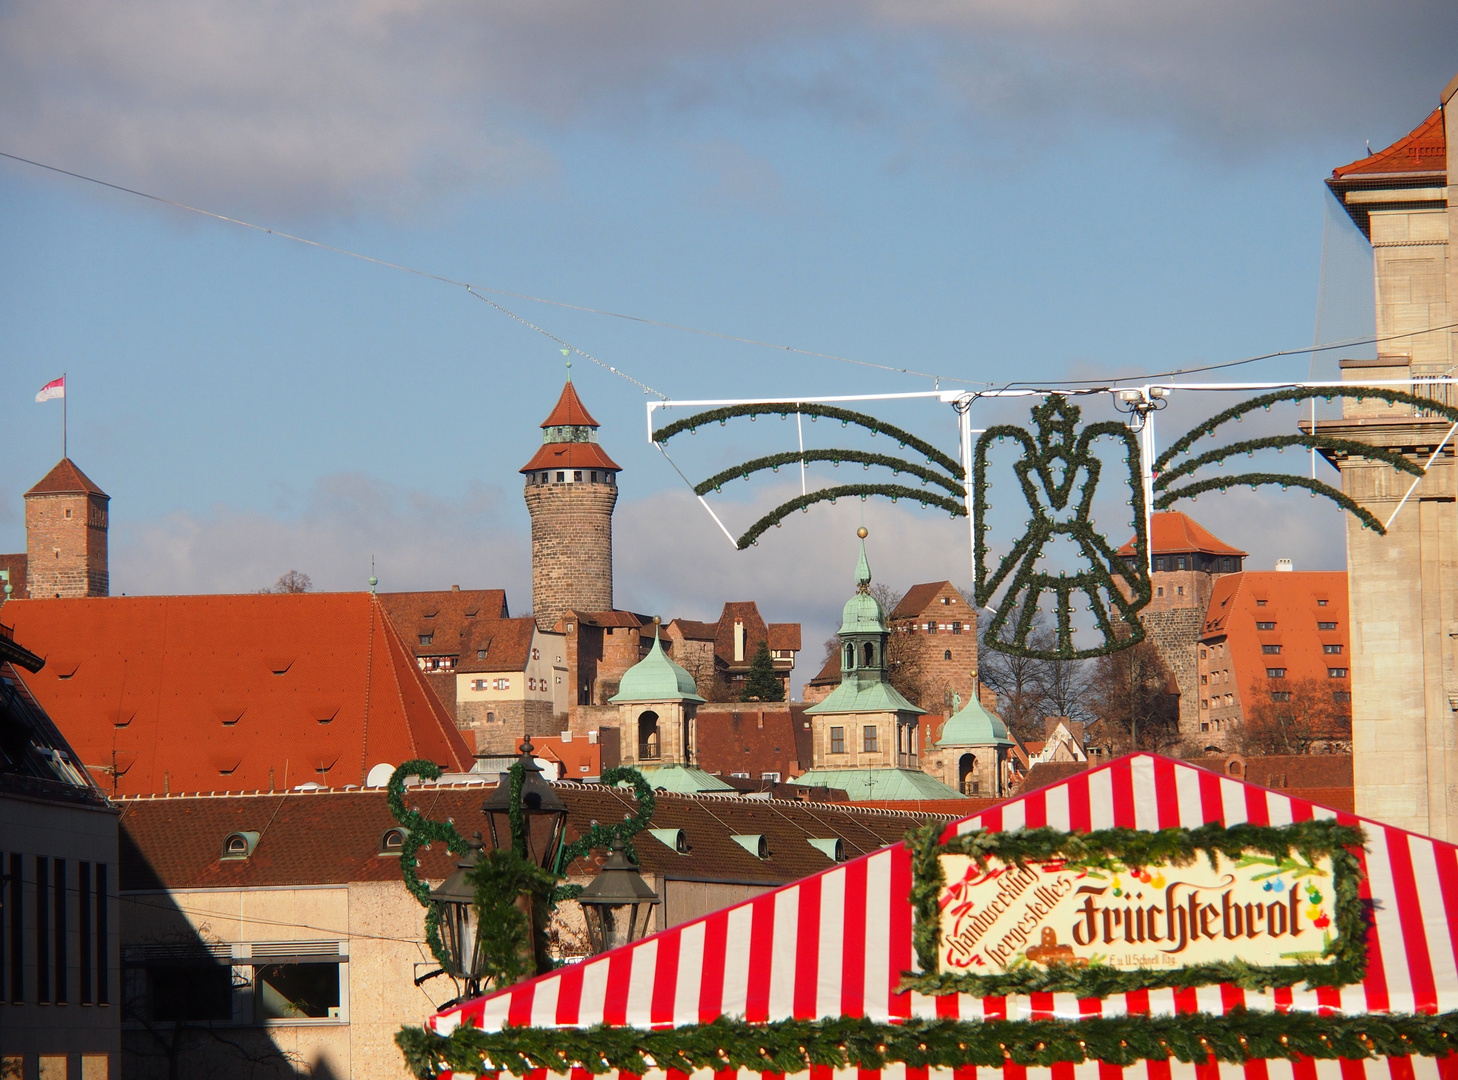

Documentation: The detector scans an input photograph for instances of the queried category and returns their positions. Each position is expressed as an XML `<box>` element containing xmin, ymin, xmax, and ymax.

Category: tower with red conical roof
<box><xmin>521</xmin><ymin>375</ymin><xmax>620</xmax><ymax>631</ymax></box>
<box><xmin>24</xmin><ymin>458</ymin><xmax>110</xmax><ymax>598</ymax></box>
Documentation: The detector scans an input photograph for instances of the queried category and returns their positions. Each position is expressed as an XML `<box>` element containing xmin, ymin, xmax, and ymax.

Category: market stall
<box><xmin>405</xmin><ymin>753</ymin><xmax>1458</xmax><ymax>1080</ymax></box>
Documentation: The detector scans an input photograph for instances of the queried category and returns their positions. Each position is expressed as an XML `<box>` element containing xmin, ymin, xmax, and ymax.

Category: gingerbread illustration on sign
<box><xmin>1024</xmin><ymin>927</ymin><xmax>1088</xmax><ymax>968</ymax></box>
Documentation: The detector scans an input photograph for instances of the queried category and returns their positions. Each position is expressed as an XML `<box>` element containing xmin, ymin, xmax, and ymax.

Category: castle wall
<box><xmin>1140</xmin><ymin>606</ymin><xmax>1207</xmax><ymax>745</ymax></box>
<box><xmin>25</xmin><ymin>491</ymin><xmax>108</xmax><ymax>598</ymax></box>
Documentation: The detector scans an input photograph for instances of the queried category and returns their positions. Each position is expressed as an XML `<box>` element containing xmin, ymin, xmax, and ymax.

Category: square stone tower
<box><xmin>1319</xmin><ymin>74</ymin><xmax>1458</xmax><ymax>839</ymax></box>
<box><xmin>24</xmin><ymin>458</ymin><xmax>109</xmax><ymax>598</ymax></box>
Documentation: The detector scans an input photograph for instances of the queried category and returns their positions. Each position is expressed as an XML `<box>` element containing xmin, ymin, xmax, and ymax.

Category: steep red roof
<box><xmin>378</xmin><ymin>588</ymin><xmax>509</xmax><ymax>660</ymax></box>
<box><xmin>1116</xmin><ymin>511</ymin><xmax>1246</xmax><ymax>558</ymax></box>
<box><xmin>1332</xmin><ymin>107</ymin><xmax>1446</xmax><ymax>179</ymax></box>
<box><xmin>25</xmin><ymin>458</ymin><xmax>108</xmax><ymax>498</ymax></box>
<box><xmin>457</xmin><ymin>617</ymin><xmax>538</xmax><ymax>674</ymax></box>
<box><xmin>1</xmin><ymin>593</ymin><xmax>472</xmax><ymax>796</ymax></box>
<box><xmin>540</xmin><ymin>380</ymin><xmax>600</xmax><ymax>428</ymax></box>
<box><xmin>767</xmin><ymin>623</ymin><xmax>801</xmax><ymax>651</ymax></box>
<box><xmin>519</xmin><ymin>441</ymin><xmax>621</xmax><ymax>474</ymax></box>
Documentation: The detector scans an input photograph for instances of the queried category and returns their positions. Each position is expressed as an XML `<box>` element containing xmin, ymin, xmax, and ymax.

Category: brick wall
<box><xmin>25</xmin><ymin>492</ymin><xmax>108</xmax><ymax>598</ymax></box>
<box><xmin>1140</xmin><ymin>607</ymin><xmax>1206</xmax><ymax>743</ymax></box>
<box><xmin>524</xmin><ymin>483</ymin><xmax>616</xmax><ymax>631</ymax></box>
<box><xmin>891</xmin><ymin>585</ymin><xmax>979</xmax><ymax>710</ymax></box>
<box><xmin>459</xmin><ymin>698</ymin><xmax>558</xmax><ymax>754</ymax></box>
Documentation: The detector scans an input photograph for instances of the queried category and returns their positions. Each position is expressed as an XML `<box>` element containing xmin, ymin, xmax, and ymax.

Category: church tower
<box><xmin>521</xmin><ymin>375</ymin><xmax>620</xmax><ymax>631</ymax></box>
<box><xmin>25</xmin><ymin>458</ymin><xmax>109</xmax><ymax>598</ymax></box>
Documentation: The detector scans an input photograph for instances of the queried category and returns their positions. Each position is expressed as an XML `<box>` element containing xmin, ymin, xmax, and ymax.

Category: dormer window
<box><xmin>419</xmin><ymin>634</ymin><xmax>433</xmax><ymax>646</ymax></box>
<box><xmin>221</xmin><ymin>831</ymin><xmax>260</xmax><ymax>860</ymax></box>
<box><xmin>380</xmin><ymin>828</ymin><xmax>407</xmax><ymax>855</ymax></box>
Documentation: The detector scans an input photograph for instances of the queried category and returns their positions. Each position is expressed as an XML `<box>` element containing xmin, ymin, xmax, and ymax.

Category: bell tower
<box><xmin>521</xmin><ymin>373</ymin><xmax>620</xmax><ymax>631</ymax></box>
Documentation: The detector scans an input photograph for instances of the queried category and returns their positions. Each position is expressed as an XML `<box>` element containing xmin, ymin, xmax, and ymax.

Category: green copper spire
<box><xmin>609</xmin><ymin>625</ymin><xmax>705</xmax><ymax>703</ymax></box>
<box><xmin>840</xmin><ymin>529</ymin><xmax>886</xmax><ymax>635</ymax></box>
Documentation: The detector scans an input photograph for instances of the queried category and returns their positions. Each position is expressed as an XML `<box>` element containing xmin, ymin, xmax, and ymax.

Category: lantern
<box><xmin>481</xmin><ymin>738</ymin><xmax>568</xmax><ymax>870</ymax></box>
<box><xmin>428</xmin><ymin>835</ymin><xmax>487</xmax><ymax>997</ymax></box>
<box><xmin>578</xmin><ymin>836</ymin><xmax>659</xmax><ymax>954</ymax></box>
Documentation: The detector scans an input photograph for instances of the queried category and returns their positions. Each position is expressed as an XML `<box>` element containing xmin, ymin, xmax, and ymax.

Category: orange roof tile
<box><xmin>1332</xmin><ymin>108</ymin><xmax>1446</xmax><ymax>179</ymax></box>
<box><xmin>0</xmin><ymin>593</ymin><xmax>473</xmax><ymax>796</ymax></box>
<box><xmin>541</xmin><ymin>380</ymin><xmax>600</xmax><ymax>428</ymax></box>
<box><xmin>1116</xmin><ymin>511</ymin><xmax>1246</xmax><ymax>558</ymax></box>
<box><xmin>378</xmin><ymin>588</ymin><xmax>509</xmax><ymax>660</ymax></box>
<box><xmin>767</xmin><ymin>623</ymin><xmax>801</xmax><ymax>651</ymax></box>
<box><xmin>519</xmin><ymin>441</ymin><xmax>622</xmax><ymax>474</ymax></box>
<box><xmin>457</xmin><ymin>617</ymin><xmax>539</xmax><ymax>673</ymax></box>
<box><xmin>26</xmin><ymin>458</ymin><xmax>108</xmax><ymax>498</ymax></box>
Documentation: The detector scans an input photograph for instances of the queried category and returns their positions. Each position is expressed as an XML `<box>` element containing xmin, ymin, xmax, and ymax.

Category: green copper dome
<box><xmin>609</xmin><ymin>628</ymin><xmax>705</xmax><ymax>704</ymax></box>
<box><xmin>935</xmin><ymin>694</ymin><xmax>1013</xmax><ymax>748</ymax></box>
<box><xmin>839</xmin><ymin>541</ymin><xmax>886</xmax><ymax>634</ymax></box>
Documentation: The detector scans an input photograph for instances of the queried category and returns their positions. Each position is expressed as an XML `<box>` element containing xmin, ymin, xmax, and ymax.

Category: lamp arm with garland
<box><xmin>1153</xmin><ymin>386</ymin><xmax>1458</xmax><ymax>536</ymax></box>
<box><xmin>693</xmin><ymin>449</ymin><xmax>966</xmax><ymax>499</ymax></box>
<box><xmin>386</xmin><ymin>760</ymin><xmax>472</xmax><ymax>971</ymax></box>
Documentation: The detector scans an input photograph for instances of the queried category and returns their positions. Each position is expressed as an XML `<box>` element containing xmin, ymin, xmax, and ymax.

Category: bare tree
<box><xmin>1239</xmin><ymin>678</ymin><xmax>1352</xmax><ymax>755</ymax></box>
<box><xmin>1087</xmin><ymin>639</ymin><xmax>1180</xmax><ymax>752</ymax></box>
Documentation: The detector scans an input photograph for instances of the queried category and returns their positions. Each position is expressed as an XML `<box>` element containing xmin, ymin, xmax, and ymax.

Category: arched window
<box><xmin>844</xmin><ymin>644</ymin><xmax>854</xmax><ymax>670</ymax></box>
<box><xmin>863</xmin><ymin>642</ymin><xmax>875</xmax><ymax>667</ymax></box>
<box><xmin>943</xmin><ymin>650</ymin><xmax>952</xmax><ymax>661</ymax></box>
<box><xmin>958</xmin><ymin>753</ymin><xmax>979</xmax><ymax>796</ymax></box>
<box><xmin>638</xmin><ymin>710</ymin><xmax>661</xmax><ymax>761</ymax></box>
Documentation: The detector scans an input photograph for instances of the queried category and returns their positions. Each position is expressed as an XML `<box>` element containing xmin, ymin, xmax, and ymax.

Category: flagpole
<box><xmin>63</xmin><ymin>371</ymin><xmax>67</xmax><ymax>459</ymax></box>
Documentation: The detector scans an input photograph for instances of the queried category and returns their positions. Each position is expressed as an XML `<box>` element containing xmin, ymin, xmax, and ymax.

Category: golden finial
<box><xmin>857</xmin><ymin>526</ymin><xmax>868</xmax><ymax>539</ymax></box>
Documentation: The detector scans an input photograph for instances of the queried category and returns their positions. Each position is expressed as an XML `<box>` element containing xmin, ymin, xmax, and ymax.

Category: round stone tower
<box><xmin>520</xmin><ymin>376</ymin><xmax>620</xmax><ymax>631</ymax></box>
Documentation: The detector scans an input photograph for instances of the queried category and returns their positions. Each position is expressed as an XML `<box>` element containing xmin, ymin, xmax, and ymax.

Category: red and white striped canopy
<box><xmin>428</xmin><ymin>753</ymin><xmax>1458</xmax><ymax>1079</ymax></box>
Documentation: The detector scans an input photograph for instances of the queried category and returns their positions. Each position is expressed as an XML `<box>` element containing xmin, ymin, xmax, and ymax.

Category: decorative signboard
<box><xmin>908</xmin><ymin>819</ymin><xmax>1366</xmax><ymax>998</ymax></box>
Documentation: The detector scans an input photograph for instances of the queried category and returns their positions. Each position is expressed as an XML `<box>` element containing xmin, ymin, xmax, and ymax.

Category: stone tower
<box><xmin>1318</xmin><ymin>77</ymin><xmax>1458</xmax><ymax>840</ymax></box>
<box><xmin>521</xmin><ymin>377</ymin><xmax>620</xmax><ymax>631</ymax></box>
<box><xmin>25</xmin><ymin>458</ymin><xmax>110</xmax><ymax>598</ymax></box>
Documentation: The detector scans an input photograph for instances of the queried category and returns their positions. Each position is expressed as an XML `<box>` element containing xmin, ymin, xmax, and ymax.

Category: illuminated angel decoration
<box><xmin>652</xmin><ymin>385</ymin><xmax>1458</xmax><ymax>660</ymax></box>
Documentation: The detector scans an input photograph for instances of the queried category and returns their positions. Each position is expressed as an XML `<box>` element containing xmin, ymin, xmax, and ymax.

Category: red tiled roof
<box><xmin>117</xmin><ymin>784</ymin><xmax>946</xmax><ymax>891</ymax></box>
<box><xmin>378</xmin><ymin>588</ymin><xmax>509</xmax><ymax>659</ymax></box>
<box><xmin>695</xmin><ymin>705</ymin><xmax>804</xmax><ymax>779</ymax></box>
<box><xmin>668</xmin><ymin>619</ymin><xmax>717</xmax><ymax>642</ymax></box>
<box><xmin>540</xmin><ymin>380</ymin><xmax>601</xmax><ymax>428</ymax></box>
<box><xmin>565</xmin><ymin>610</ymin><xmax>649</xmax><ymax>629</ymax></box>
<box><xmin>1116</xmin><ymin>511</ymin><xmax>1246</xmax><ymax>558</ymax></box>
<box><xmin>890</xmin><ymin>582</ymin><xmax>949</xmax><ymax>620</ymax></box>
<box><xmin>520</xmin><ymin>441</ymin><xmax>622</xmax><ymax>474</ymax></box>
<box><xmin>1</xmin><ymin>593</ymin><xmax>473</xmax><ymax>795</ymax></box>
<box><xmin>808</xmin><ymin>650</ymin><xmax>840</xmax><ymax>685</ymax></box>
<box><xmin>1332</xmin><ymin>108</ymin><xmax>1446</xmax><ymax>179</ymax></box>
<box><xmin>531</xmin><ymin>734</ymin><xmax>601</xmax><ymax>780</ymax></box>
<box><xmin>26</xmin><ymin>458</ymin><xmax>107</xmax><ymax>498</ymax></box>
<box><xmin>767</xmin><ymin>623</ymin><xmax>801</xmax><ymax>651</ymax></box>
<box><xmin>457</xmin><ymin>617</ymin><xmax>538</xmax><ymax>673</ymax></box>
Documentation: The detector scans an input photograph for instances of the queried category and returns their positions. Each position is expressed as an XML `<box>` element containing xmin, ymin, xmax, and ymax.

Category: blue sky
<box><xmin>1</xmin><ymin>3</ymin><xmax>1453</xmax><ymax>681</ymax></box>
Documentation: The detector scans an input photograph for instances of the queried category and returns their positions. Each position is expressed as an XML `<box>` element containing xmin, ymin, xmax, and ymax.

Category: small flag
<box><xmin>36</xmin><ymin>376</ymin><xmax>65</xmax><ymax>403</ymax></box>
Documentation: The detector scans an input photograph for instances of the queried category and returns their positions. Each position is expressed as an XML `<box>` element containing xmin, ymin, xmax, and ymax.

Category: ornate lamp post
<box><xmin>577</xmin><ymin>836</ymin><xmax>659</xmax><ymax>954</ymax></box>
<box><xmin>481</xmin><ymin>739</ymin><xmax>569</xmax><ymax>870</ymax></box>
<box><xmin>426</xmin><ymin>835</ymin><xmax>488</xmax><ymax>999</ymax></box>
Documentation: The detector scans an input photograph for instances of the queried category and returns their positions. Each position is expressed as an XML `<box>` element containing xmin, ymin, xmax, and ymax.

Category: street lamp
<box><xmin>577</xmin><ymin>836</ymin><xmax>659</xmax><ymax>954</ymax></box>
<box><xmin>481</xmin><ymin>738</ymin><xmax>569</xmax><ymax>870</ymax></box>
<box><xmin>427</xmin><ymin>834</ymin><xmax>487</xmax><ymax>998</ymax></box>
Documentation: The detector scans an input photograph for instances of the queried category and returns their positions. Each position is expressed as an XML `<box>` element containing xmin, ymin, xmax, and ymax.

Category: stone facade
<box><xmin>25</xmin><ymin>489</ymin><xmax>109</xmax><ymax>599</ymax></box>
<box><xmin>1141</xmin><ymin>606</ymin><xmax>1208</xmax><ymax>744</ymax></box>
<box><xmin>888</xmin><ymin>582</ymin><xmax>978</xmax><ymax>711</ymax></box>
<box><xmin>458</xmin><ymin>698</ymin><xmax>560</xmax><ymax>754</ymax></box>
<box><xmin>525</xmin><ymin>482</ymin><xmax>617</xmax><ymax>632</ymax></box>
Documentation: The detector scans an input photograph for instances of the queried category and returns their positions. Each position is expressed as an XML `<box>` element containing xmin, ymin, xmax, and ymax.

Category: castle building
<box><xmin>0</xmin><ymin>458</ymin><xmax>110</xmax><ymax>601</ymax></box>
<box><xmin>1314</xmin><ymin>73</ymin><xmax>1458</xmax><ymax>839</ymax></box>
<box><xmin>1115</xmin><ymin>511</ymin><xmax>1246</xmax><ymax>743</ymax></box>
<box><xmin>521</xmin><ymin>377</ymin><xmax>620</xmax><ymax>632</ymax></box>
<box><xmin>887</xmin><ymin>581</ymin><xmax>979</xmax><ymax>711</ymax></box>
<box><xmin>789</xmin><ymin>535</ymin><xmax>962</xmax><ymax>801</ymax></box>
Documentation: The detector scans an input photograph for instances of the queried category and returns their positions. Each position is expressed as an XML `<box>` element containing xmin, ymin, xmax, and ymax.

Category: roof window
<box><xmin>731</xmin><ymin>834</ymin><xmax>769</xmax><ymax>859</ymax></box>
<box><xmin>380</xmin><ymin>828</ymin><xmax>408</xmax><ymax>855</ymax></box>
<box><xmin>807</xmin><ymin>837</ymin><xmax>844</xmax><ymax>862</ymax></box>
<box><xmin>648</xmin><ymin>827</ymin><xmax>689</xmax><ymax>853</ymax></box>
<box><xmin>222</xmin><ymin>831</ymin><xmax>260</xmax><ymax>860</ymax></box>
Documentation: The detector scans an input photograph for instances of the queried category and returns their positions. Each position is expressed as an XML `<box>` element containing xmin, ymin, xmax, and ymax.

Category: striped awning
<box><xmin>426</xmin><ymin>753</ymin><xmax>1458</xmax><ymax>1077</ymax></box>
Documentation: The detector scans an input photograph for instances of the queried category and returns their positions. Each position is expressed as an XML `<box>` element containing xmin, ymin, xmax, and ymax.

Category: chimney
<box><xmin>1275</xmin><ymin>559</ymin><xmax>1293</xmax><ymax>572</ymax></box>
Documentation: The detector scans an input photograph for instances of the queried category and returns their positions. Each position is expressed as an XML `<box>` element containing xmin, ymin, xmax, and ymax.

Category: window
<box><xmin>941</xmin><ymin>596</ymin><xmax>950</xmax><ymax>604</ymax></box>
<box><xmin>591</xmin><ymin>471</ymin><xmax>598</xmax><ymax>482</ymax></box>
<box><xmin>1333</xmin><ymin>691</ymin><xmax>1352</xmax><ymax>703</ymax></box>
<box><xmin>829</xmin><ymin>727</ymin><xmax>844</xmax><ymax>754</ymax></box>
<box><xmin>254</xmin><ymin>962</ymin><xmax>341</xmax><ymax>1021</ymax></box>
<box><xmin>1328</xmin><ymin>668</ymin><xmax>1348</xmax><ymax>679</ymax></box>
<box><xmin>380</xmin><ymin>828</ymin><xmax>407</xmax><ymax>854</ymax></box>
<box><xmin>863</xmin><ymin>642</ymin><xmax>875</xmax><ymax>666</ymax></box>
<box><xmin>1262</xmin><ymin>644</ymin><xmax>1282</xmax><ymax>654</ymax></box>
<box><xmin>1256</xmin><ymin>621</ymin><xmax>1276</xmax><ymax>631</ymax></box>
<box><xmin>1200</xmin><ymin>699</ymin><xmax>1208</xmax><ymax>709</ymax></box>
<box><xmin>1317</xmin><ymin>621</ymin><xmax>1337</xmax><ymax>631</ymax></box>
<box><xmin>573</xmin><ymin>471</ymin><xmax>583</xmax><ymax>482</ymax></box>
<box><xmin>65</xmin><ymin>508</ymin><xmax>71</xmax><ymax>519</ymax></box>
<box><xmin>1199</xmin><ymin>648</ymin><xmax>1207</xmax><ymax>659</ymax></box>
<box><xmin>943</xmin><ymin>650</ymin><xmax>952</xmax><ymax>661</ymax></box>
<box><xmin>531</xmin><ymin>648</ymin><xmax>540</xmax><ymax>660</ymax></box>
<box><xmin>1270</xmin><ymin>691</ymin><xmax>1291</xmax><ymax>702</ymax></box>
<box><xmin>418</xmin><ymin>634</ymin><xmax>433</xmax><ymax>646</ymax></box>
<box><xmin>1255</xmin><ymin>599</ymin><xmax>1267</xmax><ymax>607</ymax></box>
<box><xmin>477</xmin><ymin>649</ymin><xmax>487</xmax><ymax>660</ymax></box>
<box><xmin>761</xmin><ymin>772</ymin><xmax>781</xmax><ymax>783</ymax></box>
<box><xmin>471</xmin><ymin>679</ymin><xmax>487</xmax><ymax>691</ymax></box>
<box><xmin>1317</xmin><ymin>599</ymin><xmax>1328</xmax><ymax>606</ymax></box>
<box><xmin>1156</xmin><ymin>587</ymin><xmax>1164</xmax><ymax>598</ymax></box>
<box><xmin>493</xmin><ymin>678</ymin><xmax>510</xmax><ymax>691</ymax></box>
<box><xmin>541</xmin><ymin>472</ymin><xmax>548</xmax><ymax>482</ymax></box>
<box><xmin>1201</xmin><ymin>722</ymin><xmax>1209</xmax><ymax>731</ymax></box>
<box><xmin>1266</xmin><ymin>668</ymin><xmax>1286</xmax><ymax>678</ymax></box>
<box><xmin>952</xmin><ymin>622</ymin><xmax>962</xmax><ymax>634</ymax></box>
<box><xmin>862</xmin><ymin>725</ymin><xmax>878</xmax><ymax>753</ymax></box>
<box><xmin>147</xmin><ymin>961</ymin><xmax>234</xmax><ymax>1022</ymax></box>
<box><xmin>556</xmin><ymin>471</ymin><xmax>565</xmax><ymax>481</ymax></box>
<box><xmin>1177</xmin><ymin>586</ymin><xmax>1184</xmax><ymax>597</ymax></box>
<box><xmin>1323</xmin><ymin>644</ymin><xmax>1343</xmax><ymax>654</ymax></box>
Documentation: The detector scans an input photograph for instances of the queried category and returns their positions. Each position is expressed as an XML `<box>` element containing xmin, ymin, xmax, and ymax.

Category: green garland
<box><xmin>973</xmin><ymin>396</ymin><xmax>1150</xmax><ymax>660</ymax></box>
<box><xmin>653</xmin><ymin>402</ymin><xmax>965</xmax><ymax>477</ymax></box>
<box><xmin>557</xmin><ymin>765</ymin><xmax>657</xmax><ymax>868</ymax></box>
<box><xmin>737</xmin><ymin>484</ymin><xmax>967</xmax><ymax>550</ymax></box>
<box><xmin>1154</xmin><ymin>434</ymin><xmax>1425</xmax><ymax>487</ymax></box>
<box><xmin>395</xmin><ymin>1010</ymin><xmax>1458</xmax><ymax>1078</ymax></box>
<box><xmin>695</xmin><ymin>449</ymin><xmax>966</xmax><ymax>499</ymax></box>
<box><xmin>387</xmin><ymin>760</ymin><xmax>472</xmax><ymax>970</ymax></box>
<box><xmin>1154</xmin><ymin>474</ymin><xmax>1387</xmax><ymax>534</ymax></box>
<box><xmin>905</xmin><ymin>820</ymin><xmax>1367</xmax><ymax>999</ymax></box>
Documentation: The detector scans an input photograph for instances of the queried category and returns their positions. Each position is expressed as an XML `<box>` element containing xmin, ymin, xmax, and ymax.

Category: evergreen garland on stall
<box><xmin>904</xmin><ymin>819</ymin><xmax>1367</xmax><ymax>999</ymax></box>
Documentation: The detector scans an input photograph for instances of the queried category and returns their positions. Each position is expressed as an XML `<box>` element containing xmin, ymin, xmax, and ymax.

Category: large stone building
<box><xmin>1315</xmin><ymin>74</ymin><xmax>1458</xmax><ymax>839</ymax></box>
<box><xmin>1115</xmin><ymin>511</ymin><xmax>1246</xmax><ymax>743</ymax></box>
<box><xmin>0</xmin><ymin>458</ymin><xmax>110</xmax><ymax>600</ymax></box>
<box><xmin>887</xmin><ymin>581</ymin><xmax>979</xmax><ymax>711</ymax></box>
<box><xmin>521</xmin><ymin>378</ymin><xmax>621</xmax><ymax>632</ymax></box>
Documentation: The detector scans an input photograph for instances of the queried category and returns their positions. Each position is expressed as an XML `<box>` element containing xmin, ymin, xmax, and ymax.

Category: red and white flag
<box><xmin>35</xmin><ymin>376</ymin><xmax>65</xmax><ymax>403</ymax></box>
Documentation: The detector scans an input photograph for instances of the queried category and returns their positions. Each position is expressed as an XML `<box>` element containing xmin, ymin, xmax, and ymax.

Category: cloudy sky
<box><xmin>2</xmin><ymin>3</ymin><xmax>1453</xmax><ymax>684</ymax></box>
